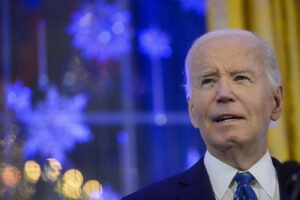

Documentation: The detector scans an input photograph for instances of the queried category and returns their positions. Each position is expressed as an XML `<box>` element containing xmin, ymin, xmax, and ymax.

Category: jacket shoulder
<box><xmin>121</xmin><ymin>157</ymin><xmax>205</xmax><ymax>200</ymax></box>
<box><xmin>121</xmin><ymin>170</ymin><xmax>189</xmax><ymax>200</ymax></box>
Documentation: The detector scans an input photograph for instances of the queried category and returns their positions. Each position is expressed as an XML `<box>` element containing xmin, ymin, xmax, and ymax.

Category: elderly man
<box><xmin>122</xmin><ymin>29</ymin><xmax>287</xmax><ymax>200</ymax></box>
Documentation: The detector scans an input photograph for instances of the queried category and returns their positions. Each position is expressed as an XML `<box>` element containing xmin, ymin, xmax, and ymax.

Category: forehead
<box><xmin>190</xmin><ymin>35</ymin><xmax>265</xmax><ymax>73</ymax></box>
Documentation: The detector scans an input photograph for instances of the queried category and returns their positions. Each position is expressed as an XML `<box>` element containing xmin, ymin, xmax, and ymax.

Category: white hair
<box><xmin>184</xmin><ymin>29</ymin><xmax>281</xmax><ymax>98</ymax></box>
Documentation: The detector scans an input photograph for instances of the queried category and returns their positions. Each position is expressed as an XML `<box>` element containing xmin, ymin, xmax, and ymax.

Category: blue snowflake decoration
<box><xmin>67</xmin><ymin>0</ymin><xmax>132</xmax><ymax>63</ymax></box>
<box><xmin>177</xmin><ymin>0</ymin><xmax>206</xmax><ymax>15</ymax></box>
<box><xmin>5</xmin><ymin>82</ymin><xmax>91</xmax><ymax>162</ymax></box>
<box><xmin>138</xmin><ymin>27</ymin><xmax>172</xmax><ymax>58</ymax></box>
<box><xmin>5</xmin><ymin>80</ymin><xmax>32</xmax><ymax>115</ymax></box>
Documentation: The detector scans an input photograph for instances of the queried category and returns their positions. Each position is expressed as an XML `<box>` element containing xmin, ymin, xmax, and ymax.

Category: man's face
<box><xmin>188</xmin><ymin>35</ymin><xmax>283</xmax><ymax>154</ymax></box>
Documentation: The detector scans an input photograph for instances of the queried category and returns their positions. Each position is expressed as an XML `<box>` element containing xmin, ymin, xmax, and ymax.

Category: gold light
<box><xmin>24</xmin><ymin>160</ymin><xmax>41</xmax><ymax>184</ymax></box>
<box><xmin>43</xmin><ymin>158</ymin><xmax>62</xmax><ymax>182</ymax></box>
<box><xmin>61</xmin><ymin>169</ymin><xmax>84</xmax><ymax>199</ymax></box>
<box><xmin>63</xmin><ymin>169</ymin><xmax>83</xmax><ymax>188</ymax></box>
<box><xmin>83</xmin><ymin>180</ymin><xmax>103</xmax><ymax>199</ymax></box>
<box><xmin>2</xmin><ymin>166</ymin><xmax>21</xmax><ymax>188</ymax></box>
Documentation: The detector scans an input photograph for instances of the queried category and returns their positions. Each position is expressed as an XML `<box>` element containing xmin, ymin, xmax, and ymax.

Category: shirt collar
<box><xmin>248</xmin><ymin>150</ymin><xmax>277</xmax><ymax>198</ymax></box>
<box><xmin>204</xmin><ymin>150</ymin><xmax>277</xmax><ymax>199</ymax></box>
<box><xmin>204</xmin><ymin>151</ymin><xmax>238</xmax><ymax>199</ymax></box>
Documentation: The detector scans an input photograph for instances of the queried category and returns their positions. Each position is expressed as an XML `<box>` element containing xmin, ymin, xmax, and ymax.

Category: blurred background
<box><xmin>1</xmin><ymin>0</ymin><xmax>300</xmax><ymax>199</ymax></box>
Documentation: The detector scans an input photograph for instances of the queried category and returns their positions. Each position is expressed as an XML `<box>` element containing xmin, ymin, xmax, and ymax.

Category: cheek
<box><xmin>192</xmin><ymin>93</ymin><xmax>212</xmax><ymax>116</ymax></box>
<box><xmin>192</xmin><ymin>99</ymin><xmax>214</xmax><ymax>130</ymax></box>
<box><xmin>192</xmin><ymin>103</ymin><xmax>205</xmax><ymax>124</ymax></box>
<box><xmin>247</xmin><ymin>91</ymin><xmax>274</xmax><ymax>125</ymax></box>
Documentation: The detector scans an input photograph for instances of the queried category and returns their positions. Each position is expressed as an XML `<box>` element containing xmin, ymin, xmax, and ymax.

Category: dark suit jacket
<box><xmin>122</xmin><ymin>156</ymin><xmax>290</xmax><ymax>200</ymax></box>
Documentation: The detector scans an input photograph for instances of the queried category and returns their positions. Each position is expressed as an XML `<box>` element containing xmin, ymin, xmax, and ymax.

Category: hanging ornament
<box><xmin>138</xmin><ymin>27</ymin><xmax>172</xmax><ymax>59</ymax></box>
<box><xmin>5</xmin><ymin>81</ymin><xmax>91</xmax><ymax>161</ymax></box>
<box><xmin>67</xmin><ymin>0</ymin><xmax>132</xmax><ymax>63</ymax></box>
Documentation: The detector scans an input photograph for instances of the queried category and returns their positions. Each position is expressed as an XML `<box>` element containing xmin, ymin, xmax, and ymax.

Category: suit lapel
<box><xmin>272</xmin><ymin>157</ymin><xmax>290</xmax><ymax>200</ymax></box>
<box><xmin>178</xmin><ymin>156</ymin><xmax>215</xmax><ymax>200</ymax></box>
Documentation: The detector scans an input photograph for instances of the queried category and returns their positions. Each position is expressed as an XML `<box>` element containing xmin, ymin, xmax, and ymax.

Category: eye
<box><xmin>234</xmin><ymin>75</ymin><xmax>250</xmax><ymax>83</ymax></box>
<box><xmin>201</xmin><ymin>78</ymin><xmax>214</xmax><ymax>85</ymax></box>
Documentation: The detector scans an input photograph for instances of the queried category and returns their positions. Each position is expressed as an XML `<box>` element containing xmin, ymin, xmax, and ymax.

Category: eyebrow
<box><xmin>198</xmin><ymin>71</ymin><xmax>219</xmax><ymax>78</ymax></box>
<box><xmin>230</xmin><ymin>69</ymin><xmax>256</xmax><ymax>77</ymax></box>
<box><xmin>196</xmin><ymin>69</ymin><xmax>257</xmax><ymax>82</ymax></box>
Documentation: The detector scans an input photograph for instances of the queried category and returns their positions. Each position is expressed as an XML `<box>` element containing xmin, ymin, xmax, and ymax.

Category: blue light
<box><xmin>177</xmin><ymin>0</ymin><xmax>206</xmax><ymax>15</ymax></box>
<box><xmin>23</xmin><ymin>86</ymin><xmax>91</xmax><ymax>161</ymax></box>
<box><xmin>5</xmin><ymin>81</ymin><xmax>91</xmax><ymax>162</ymax></box>
<box><xmin>154</xmin><ymin>113</ymin><xmax>167</xmax><ymax>126</ymax></box>
<box><xmin>186</xmin><ymin>147</ymin><xmax>201</xmax><ymax>169</ymax></box>
<box><xmin>112</xmin><ymin>22</ymin><xmax>125</xmax><ymax>35</ymax></box>
<box><xmin>67</xmin><ymin>0</ymin><xmax>132</xmax><ymax>63</ymax></box>
<box><xmin>5</xmin><ymin>80</ymin><xmax>32</xmax><ymax>114</ymax></box>
<box><xmin>100</xmin><ymin>184</ymin><xmax>120</xmax><ymax>200</ymax></box>
<box><xmin>117</xmin><ymin>131</ymin><xmax>129</xmax><ymax>144</ymax></box>
<box><xmin>98</xmin><ymin>31</ymin><xmax>111</xmax><ymax>44</ymax></box>
<box><xmin>138</xmin><ymin>27</ymin><xmax>172</xmax><ymax>58</ymax></box>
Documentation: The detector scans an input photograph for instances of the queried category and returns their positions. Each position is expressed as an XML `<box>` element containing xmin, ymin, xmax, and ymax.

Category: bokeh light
<box><xmin>5</xmin><ymin>80</ymin><xmax>32</xmax><ymax>114</ymax></box>
<box><xmin>117</xmin><ymin>131</ymin><xmax>129</xmax><ymax>144</ymax></box>
<box><xmin>63</xmin><ymin>71</ymin><xmax>77</xmax><ymax>87</ymax></box>
<box><xmin>24</xmin><ymin>160</ymin><xmax>41</xmax><ymax>184</ymax></box>
<box><xmin>43</xmin><ymin>158</ymin><xmax>62</xmax><ymax>182</ymax></box>
<box><xmin>61</xmin><ymin>169</ymin><xmax>84</xmax><ymax>199</ymax></box>
<box><xmin>138</xmin><ymin>27</ymin><xmax>172</xmax><ymax>58</ymax></box>
<box><xmin>99</xmin><ymin>184</ymin><xmax>120</xmax><ymax>200</ymax></box>
<box><xmin>186</xmin><ymin>147</ymin><xmax>201</xmax><ymax>169</ymax></box>
<box><xmin>2</xmin><ymin>166</ymin><xmax>21</xmax><ymax>188</ymax></box>
<box><xmin>67</xmin><ymin>0</ymin><xmax>132</xmax><ymax>63</ymax></box>
<box><xmin>63</xmin><ymin>169</ymin><xmax>83</xmax><ymax>188</ymax></box>
<box><xmin>154</xmin><ymin>113</ymin><xmax>167</xmax><ymax>126</ymax></box>
<box><xmin>83</xmin><ymin>180</ymin><xmax>103</xmax><ymax>199</ymax></box>
<box><xmin>176</xmin><ymin>0</ymin><xmax>206</xmax><ymax>15</ymax></box>
<box><xmin>61</xmin><ymin>184</ymin><xmax>82</xmax><ymax>199</ymax></box>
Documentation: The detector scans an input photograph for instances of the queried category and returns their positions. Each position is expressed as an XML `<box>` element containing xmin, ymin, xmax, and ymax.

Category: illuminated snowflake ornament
<box><xmin>177</xmin><ymin>0</ymin><xmax>206</xmax><ymax>15</ymax></box>
<box><xmin>5</xmin><ymin>80</ymin><xmax>32</xmax><ymax>115</ymax></box>
<box><xmin>5</xmin><ymin>81</ymin><xmax>91</xmax><ymax>162</ymax></box>
<box><xmin>138</xmin><ymin>27</ymin><xmax>172</xmax><ymax>58</ymax></box>
<box><xmin>23</xmin><ymin>86</ymin><xmax>91</xmax><ymax>161</ymax></box>
<box><xmin>67</xmin><ymin>0</ymin><xmax>132</xmax><ymax>63</ymax></box>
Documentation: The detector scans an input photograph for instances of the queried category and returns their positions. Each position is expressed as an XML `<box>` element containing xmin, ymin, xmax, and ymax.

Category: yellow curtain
<box><xmin>206</xmin><ymin>0</ymin><xmax>300</xmax><ymax>162</ymax></box>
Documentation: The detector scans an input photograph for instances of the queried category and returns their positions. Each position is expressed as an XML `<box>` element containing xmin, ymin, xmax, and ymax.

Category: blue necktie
<box><xmin>233</xmin><ymin>172</ymin><xmax>258</xmax><ymax>200</ymax></box>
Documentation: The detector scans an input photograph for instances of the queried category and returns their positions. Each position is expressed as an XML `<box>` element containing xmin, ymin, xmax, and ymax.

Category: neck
<box><xmin>207</xmin><ymin>144</ymin><xmax>267</xmax><ymax>171</ymax></box>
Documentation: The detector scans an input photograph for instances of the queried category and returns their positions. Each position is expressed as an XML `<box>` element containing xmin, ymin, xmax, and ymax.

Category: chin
<box><xmin>215</xmin><ymin>134</ymin><xmax>250</xmax><ymax>147</ymax></box>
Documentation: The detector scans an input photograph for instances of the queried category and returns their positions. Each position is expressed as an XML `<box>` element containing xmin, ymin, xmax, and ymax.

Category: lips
<box><xmin>213</xmin><ymin>114</ymin><xmax>244</xmax><ymax>122</ymax></box>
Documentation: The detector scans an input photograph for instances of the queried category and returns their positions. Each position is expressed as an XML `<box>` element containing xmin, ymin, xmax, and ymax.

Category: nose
<box><xmin>216</xmin><ymin>78</ymin><xmax>235</xmax><ymax>103</ymax></box>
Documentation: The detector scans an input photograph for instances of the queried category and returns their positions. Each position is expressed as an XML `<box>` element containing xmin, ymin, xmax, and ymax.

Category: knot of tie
<box><xmin>233</xmin><ymin>172</ymin><xmax>257</xmax><ymax>200</ymax></box>
<box><xmin>235</xmin><ymin>172</ymin><xmax>254</xmax><ymax>185</ymax></box>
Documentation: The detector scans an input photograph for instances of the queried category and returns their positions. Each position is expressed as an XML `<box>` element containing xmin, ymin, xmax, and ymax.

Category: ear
<box><xmin>271</xmin><ymin>85</ymin><xmax>283</xmax><ymax>121</ymax></box>
<box><xmin>188</xmin><ymin>97</ymin><xmax>199</xmax><ymax>128</ymax></box>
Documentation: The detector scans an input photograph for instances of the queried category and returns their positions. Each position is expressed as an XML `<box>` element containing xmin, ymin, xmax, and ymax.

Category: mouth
<box><xmin>213</xmin><ymin>114</ymin><xmax>244</xmax><ymax>123</ymax></box>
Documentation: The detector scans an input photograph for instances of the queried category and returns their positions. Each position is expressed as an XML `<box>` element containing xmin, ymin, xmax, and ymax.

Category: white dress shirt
<box><xmin>204</xmin><ymin>150</ymin><xmax>280</xmax><ymax>200</ymax></box>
